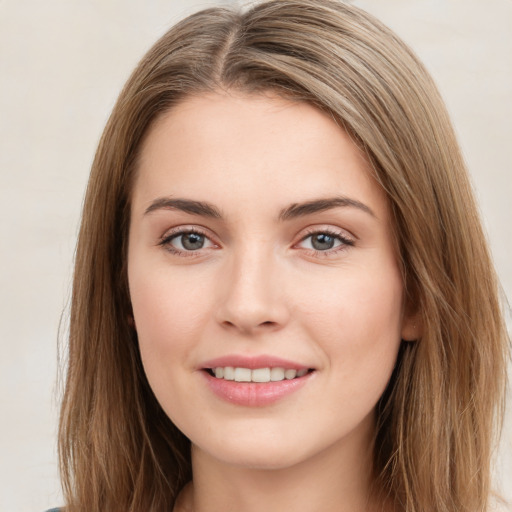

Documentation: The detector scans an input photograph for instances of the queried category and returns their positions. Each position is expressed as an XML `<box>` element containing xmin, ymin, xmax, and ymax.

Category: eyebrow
<box><xmin>278</xmin><ymin>196</ymin><xmax>375</xmax><ymax>220</ymax></box>
<box><xmin>144</xmin><ymin>198</ymin><xmax>222</xmax><ymax>218</ymax></box>
<box><xmin>144</xmin><ymin>195</ymin><xmax>375</xmax><ymax>220</ymax></box>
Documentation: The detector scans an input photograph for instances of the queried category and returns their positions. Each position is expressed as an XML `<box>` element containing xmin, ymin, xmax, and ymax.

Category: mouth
<box><xmin>200</xmin><ymin>355</ymin><xmax>315</xmax><ymax>405</ymax></box>
<box><xmin>204</xmin><ymin>366</ymin><xmax>314</xmax><ymax>383</ymax></box>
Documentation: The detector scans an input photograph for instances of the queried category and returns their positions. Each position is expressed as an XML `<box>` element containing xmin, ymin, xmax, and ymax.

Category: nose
<box><xmin>216</xmin><ymin>245</ymin><xmax>290</xmax><ymax>335</ymax></box>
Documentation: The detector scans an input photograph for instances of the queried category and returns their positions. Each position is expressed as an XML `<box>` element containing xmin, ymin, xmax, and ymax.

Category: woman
<box><xmin>57</xmin><ymin>1</ymin><xmax>509</xmax><ymax>511</ymax></box>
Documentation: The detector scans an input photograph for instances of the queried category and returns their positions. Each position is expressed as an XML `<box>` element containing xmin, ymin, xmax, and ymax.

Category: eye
<box><xmin>159</xmin><ymin>228</ymin><xmax>216</xmax><ymax>255</ymax></box>
<box><xmin>297</xmin><ymin>229</ymin><xmax>354</xmax><ymax>254</ymax></box>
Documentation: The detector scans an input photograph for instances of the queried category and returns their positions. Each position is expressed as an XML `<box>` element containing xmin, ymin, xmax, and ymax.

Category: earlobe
<box><xmin>401</xmin><ymin>313</ymin><xmax>422</xmax><ymax>342</ymax></box>
<box><xmin>128</xmin><ymin>313</ymin><xmax>137</xmax><ymax>330</ymax></box>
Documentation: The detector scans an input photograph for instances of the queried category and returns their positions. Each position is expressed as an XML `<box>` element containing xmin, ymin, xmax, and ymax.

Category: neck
<box><xmin>176</xmin><ymin>415</ymin><xmax>388</xmax><ymax>512</ymax></box>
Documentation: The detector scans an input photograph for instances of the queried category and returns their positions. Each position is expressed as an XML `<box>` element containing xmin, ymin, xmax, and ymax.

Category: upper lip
<box><xmin>200</xmin><ymin>355</ymin><xmax>312</xmax><ymax>371</ymax></box>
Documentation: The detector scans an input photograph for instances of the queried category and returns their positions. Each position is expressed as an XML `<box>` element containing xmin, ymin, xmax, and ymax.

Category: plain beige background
<box><xmin>0</xmin><ymin>1</ymin><xmax>510</xmax><ymax>510</ymax></box>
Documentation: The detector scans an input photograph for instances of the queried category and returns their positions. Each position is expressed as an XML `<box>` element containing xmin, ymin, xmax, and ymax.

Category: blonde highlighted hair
<box><xmin>59</xmin><ymin>1</ymin><xmax>509</xmax><ymax>511</ymax></box>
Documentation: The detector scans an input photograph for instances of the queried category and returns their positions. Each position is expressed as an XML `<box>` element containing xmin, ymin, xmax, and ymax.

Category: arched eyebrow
<box><xmin>144</xmin><ymin>195</ymin><xmax>374</xmax><ymax>220</ymax></box>
<box><xmin>144</xmin><ymin>198</ymin><xmax>222</xmax><ymax>218</ymax></box>
<box><xmin>278</xmin><ymin>196</ymin><xmax>375</xmax><ymax>220</ymax></box>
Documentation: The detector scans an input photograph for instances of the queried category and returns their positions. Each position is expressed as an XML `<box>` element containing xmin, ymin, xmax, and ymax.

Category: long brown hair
<box><xmin>59</xmin><ymin>1</ymin><xmax>509</xmax><ymax>511</ymax></box>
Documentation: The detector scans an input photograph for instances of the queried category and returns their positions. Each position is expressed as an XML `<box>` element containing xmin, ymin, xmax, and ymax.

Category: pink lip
<box><xmin>199</xmin><ymin>354</ymin><xmax>314</xmax><ymax>407</ymax></box>
<box><xmin>201</xmin><ymin>371</ymin><xmax>313</xmax><ymax>407</ymax></box>
<box><xmin>200</xmin><ymin>354</ymin><xmax>310</xmax><ymax>370</ymax></box>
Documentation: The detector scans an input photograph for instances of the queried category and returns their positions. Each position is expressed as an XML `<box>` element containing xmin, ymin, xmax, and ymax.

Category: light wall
<box><xmin>0</xmin><ymin>1</ymin><xmax>510</xmax><ymax>510</ymax></box>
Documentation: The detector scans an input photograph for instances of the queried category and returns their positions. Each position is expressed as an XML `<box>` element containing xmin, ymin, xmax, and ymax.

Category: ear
<box><xmin>128</xmin><ymin>313</ymin><xmax>137</xmax><ymax>330</ymax></box>
<box><xmin>401</xmin><ymin>310</ymin><xmax>422</xmax><ymax>342</ymax></box>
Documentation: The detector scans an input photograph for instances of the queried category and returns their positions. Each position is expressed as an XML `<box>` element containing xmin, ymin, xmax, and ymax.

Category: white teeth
<box><xmin>211</xmin><ymin>366</ymin><xmax>309</xmax><ymax>382</ymax></box>
<box><xmin>270</xmin><ymin>367</ymin><xmax>285</xmax><ymax>381</ymax></box>
<box><xmin>284</xmin><ymin>369</ymin><xmax>297</xmax><ymax>380</ymax></box>
<box><xmin>223</xmin><ymin>367</ymin><xmax>235</xmax><ymax>380</ymax></box>
<box><xmin>234</xmin><ymin>367</ymin><xmax>252</xmax><ymax>382</ymax></box>
<box><xmin>252</xmin><ymin>368</ymin><xmax>271</xmax><ymax>382</ymax></box>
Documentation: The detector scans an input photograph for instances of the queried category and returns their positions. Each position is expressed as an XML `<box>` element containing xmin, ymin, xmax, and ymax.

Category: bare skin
<box><xmin>128</xmin><ymin>91</ymin><xmax>416</xmax><ymax>512</ymax></box>
<box><xmin>173</xmin><ymin>420</ymin><xmax>381</xmax><ymax>512</ymax></box>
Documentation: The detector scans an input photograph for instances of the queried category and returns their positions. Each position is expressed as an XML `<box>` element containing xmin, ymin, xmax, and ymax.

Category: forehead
<box><xmin>132</xmin><ymin>91</ymin><xmax>389</xmax><ymax>221</ymax></box>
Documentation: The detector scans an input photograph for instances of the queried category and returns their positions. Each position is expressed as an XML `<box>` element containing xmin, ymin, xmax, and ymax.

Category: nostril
<box><xmin>220</xmin><ymin>319</ymin><xmax>278</xmax><ymax>332</ymax></box>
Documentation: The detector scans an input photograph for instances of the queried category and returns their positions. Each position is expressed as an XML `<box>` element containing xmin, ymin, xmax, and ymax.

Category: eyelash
<box><xmin>158</xmin><ymin>227</ymin><xmax>355</xmax><ymax>258</ymax></box>
<box><xmin>297</xmin><ymin>228</ymin><xmax>355</xmax><ymax>257</ymax></box>
<box><xmin>158</xmin><ymin>227</ymin><xmax>215</xmax><ymax>258</ymax></box>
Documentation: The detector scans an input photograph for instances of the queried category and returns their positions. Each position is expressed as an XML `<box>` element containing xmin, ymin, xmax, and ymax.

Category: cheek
<box><xmin>128</xmin><ymin>263</ymin><xmax>215</xmax><ymax>368</ymax></box>
<box><xmin>128</xmin><ymin>266</ymin><xmax>216</xmax><ymax>423</ymax></box>
<box><xmin>297</xmin><ymin>265</ymin><xmax>404</xmax><ymax>374</ymax></box>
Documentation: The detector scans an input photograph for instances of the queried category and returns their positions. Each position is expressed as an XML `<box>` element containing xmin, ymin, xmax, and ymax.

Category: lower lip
<box><xmin>202</xmin><ymin>371</ymin><xmax>313</xmax><ymax>407</ymax></box>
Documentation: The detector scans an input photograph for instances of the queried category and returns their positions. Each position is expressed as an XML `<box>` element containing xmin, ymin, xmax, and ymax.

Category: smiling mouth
<box><xmin>205</xmin><ymin>367</ymin><xmax>314</xmax><ymax>383</ymax></box>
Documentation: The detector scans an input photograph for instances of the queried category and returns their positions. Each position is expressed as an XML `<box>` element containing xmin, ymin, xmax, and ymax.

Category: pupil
<box><xmin>312</xmin><ymin>233</ymin><xmax>335</xmax><ymax>251</ymax></box>
<box><xmin>182</xmin><ymin>233</ymin><xmax>204</xmax><ymax>250</ymax></box>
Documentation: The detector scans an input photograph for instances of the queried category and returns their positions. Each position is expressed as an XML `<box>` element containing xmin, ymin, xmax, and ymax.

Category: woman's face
<box><xmin>128</xmin><ymin>92</ymin><xmax>415</xmax><ymax>470</ymax></box>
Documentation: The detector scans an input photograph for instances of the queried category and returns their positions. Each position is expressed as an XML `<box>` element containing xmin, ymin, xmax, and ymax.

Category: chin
<box><xmin>191</xmin><ymin>424</ymin><xmax>352</xmax><ymax>473</ymax></box>
<box><xmin>201</xmin><ymin>442</ymin><xmax>311</xmax><ymax>471</ymax></box>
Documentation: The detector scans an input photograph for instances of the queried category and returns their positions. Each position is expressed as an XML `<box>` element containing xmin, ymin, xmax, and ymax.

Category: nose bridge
<box><xmin>218</xmin><ymin>240</ymin><xmax>287</xmax><ymax>333</ymax></box>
